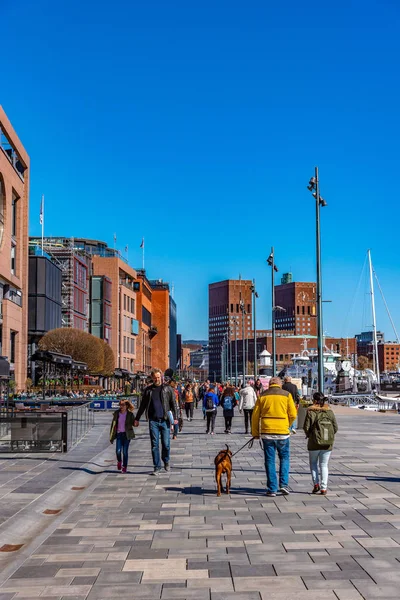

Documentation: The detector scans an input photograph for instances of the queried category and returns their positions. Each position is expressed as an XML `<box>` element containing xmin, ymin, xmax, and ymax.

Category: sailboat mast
<box><xmin>368</xmin><ymin>249</ymin><xmax>380</xmax><ymax>386</ymax></box>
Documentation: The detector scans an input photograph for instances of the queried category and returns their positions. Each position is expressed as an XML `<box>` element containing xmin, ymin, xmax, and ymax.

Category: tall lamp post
<box><xmin>251</xmin><ymin>280</ymin><xmax>259</xmax><ymax>380</ymax></box>
<box><xmin>239</xmin><ymin>299</ymin><xmax>246</xmax><ymax>384</ymax></box>
<box><xmin>307</xmin><ymin>167</ymin><xmax>327</xmax><ymax>393</ymax></box>
<box><xmin>231</xmin><ymin>316</ymin><xmax>238</xmax><ymax>386</ymax></box>
<box><xmin>267</xmin><ymin>248</ymin><xmax>279</xmax><ymax>376</ymax></box>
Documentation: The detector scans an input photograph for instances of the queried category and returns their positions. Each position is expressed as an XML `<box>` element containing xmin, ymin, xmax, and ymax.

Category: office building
<box><xmin>377</xmin><ymin>342</ymin><xmax>400</xmax><ymax>372</ymax></box>
<box><xmin>28</xmin><ymin>252</ymin><xmax>62</xmax><ymax>383</ymax></box>
<box><xmin>275</xmin><ymin>277</ymin><xmax>317</xmax><ymax>336</ymax></box>
<box><xmin>134</xmin><ymin>269</ymin><xmax>156</xmax><ymax>373</ymax></box>
<box><xmin>150</xmin><ymin>279</ymin><xmax>177</xmax><ymax>373</ymax></box>
<box><xmin>29</xmin><ymin>237</ymin><xmax>91</xmax><ymax>331</ymax></box>
<box><xmin>208</xmin><ymin>279</ymin><xmax>252</xmax><ymax>380</ymax></box>
<box><xmin>0</xmin><ymin>107</ymin><xmax>30</xmax><ymax>390</ymax></box>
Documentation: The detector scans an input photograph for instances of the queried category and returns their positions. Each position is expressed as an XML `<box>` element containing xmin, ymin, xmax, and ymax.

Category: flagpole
<box><xmin>142</xmin><ymin>239</ymin><xmax>145</xmax><ymax>270</ymax></box>
<box><xmin>41</xmin><ymin>194</ymin><xmax>44</xmax><ymax>256</ymax></box>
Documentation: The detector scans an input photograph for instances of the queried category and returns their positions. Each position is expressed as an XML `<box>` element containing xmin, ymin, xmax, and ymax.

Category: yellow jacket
<box><xmin>251</xmin><ymin>385</ymin><xmax>297</xmax><ymax>436</ymax></box>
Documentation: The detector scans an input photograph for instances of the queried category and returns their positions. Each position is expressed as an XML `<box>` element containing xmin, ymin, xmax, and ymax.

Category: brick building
<box><xmin>209</xmin><ymin>279</ymin><xmax>253</xmax><ymax>380</ymax></box>
<box><xmin>377</xmin><ymin>342</ymin><xmax>400</xmax><ymax>372</ymax></box>
<box><xmin>91</xmin><ymin>255</ymin><xmax>137</xmax><ymax>373</ymax></box>
<box><xmin>134</xmin><ymin>270</ymin><xmax>155</xmax><ymax>373</ymax></box>
<box><xmin>0</xmin><ymin>107</ymin><xmax>30</xmax><ymax>390</ymax></box>
<box><xmin>275</xmin><ymin>277</ymin><xmax>317</xmax><ymax>336</ymax></box>
<box><xmin>149</xmin><ymin>280</ymin><xmax>177</xmax><ymax>373</ymax></box>
<box><xmin>230</xmin><ymin>334</ymin><xmax>357</xmax><ymax>372</ymax></box>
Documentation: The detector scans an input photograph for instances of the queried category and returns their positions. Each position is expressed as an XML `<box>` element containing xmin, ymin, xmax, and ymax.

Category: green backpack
<box><xmin>312</xmin><ymin>412</ymin><xmax>335</xmax><ymax>446</ymax></box>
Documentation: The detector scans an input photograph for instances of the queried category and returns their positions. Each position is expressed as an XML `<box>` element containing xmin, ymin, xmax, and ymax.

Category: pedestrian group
<box><xmin>110</xmin><ymin>369</ymin><xmax>338</xmax><ymax>495</ymax></box>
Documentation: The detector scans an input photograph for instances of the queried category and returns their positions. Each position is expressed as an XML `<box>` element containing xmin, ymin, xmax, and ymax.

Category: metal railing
<box><xmin>0</xmin><ymin>401</ymin><xmax>94</xmax><ymax>453</ymax></box>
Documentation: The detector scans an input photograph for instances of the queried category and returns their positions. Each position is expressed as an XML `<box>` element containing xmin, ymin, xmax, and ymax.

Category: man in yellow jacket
<box><xmin>252</xmin><ymin>377</ymin><xmax>297</xmax><ymax>497</ymax></box>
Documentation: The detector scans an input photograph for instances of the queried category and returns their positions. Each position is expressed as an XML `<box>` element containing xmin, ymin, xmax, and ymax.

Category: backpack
<box><xmin>312</xmin><ymin>412</ymin><xmax>335</xmax><ymax>446</ymax></box>
<box><xmin>205</xmin><ymin>394</ymin><xmax>215</xmax><ymax>412</ymax></box>
<box><xmin>223</xmin><ymin>396</ymin><xmax>233</xmax><ymax>411</ymax></box>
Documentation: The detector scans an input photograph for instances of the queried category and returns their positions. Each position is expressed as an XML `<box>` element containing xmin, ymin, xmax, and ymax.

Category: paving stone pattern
<box><xmin>2</xmin><ymin>407</ymin><xmax>400</xmax><ymax>599</ymax></box>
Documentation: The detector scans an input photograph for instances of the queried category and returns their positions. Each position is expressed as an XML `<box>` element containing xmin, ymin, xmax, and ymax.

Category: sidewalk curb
<box><xmin>0</xmin><ymin>443</ymin><xmax>115</xmax><ymax>584</ymax></box>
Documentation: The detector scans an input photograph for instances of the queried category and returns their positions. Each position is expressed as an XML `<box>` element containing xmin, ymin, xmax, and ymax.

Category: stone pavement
<box><xmin>1</xmin><ymin>406</ymin><xmax>400</xmax><ymax>599</ymax></box>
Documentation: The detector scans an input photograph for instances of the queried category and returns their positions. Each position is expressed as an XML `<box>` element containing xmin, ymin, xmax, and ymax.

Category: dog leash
<box><xmin>230</xmin><ymin>437</ymin><xmax>257</xmax><ymax>458</ymax></box>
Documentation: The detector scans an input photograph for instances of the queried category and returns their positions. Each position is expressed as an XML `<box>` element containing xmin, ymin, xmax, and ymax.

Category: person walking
<box><xmin>220</xmin><ymin>386</ymin><xmax>237</xmax><ymax>434</ymax></box>
<box><xmin>239</xmin><ymin>382</ymin><xmax>257</xmax><ymax>435</ymax></box>
<box><xmin>110</xmin><ymin>398</ymin><xmax>135</xmax><ymax>473</ymax></box>
<box><xmin>134</xmin><ymin>368</ymin><xmax>177</xmax><ymax>475</ymax></box>
<box><xmin>203</xmin><ymin>384</ymin><xmax>219</xmax><ymax>434</ymax></box>
<box><xmin>169</xmin><ymin>379</ymin><xmax>180</xmax><ymax>440</ymax></box>
<box><xmin>182</xmin><ymin>383</ymin><xmax>194</xmax><ymax>421</ymax></box>
<box><xmin>303</xmin><ymin>392</ymin><xmax>338</xmax><ymax>495</ymax></box>
<box><xmin>254</xmin><ymin>378</ymin><xmax>264</xmax><ymax>398</ymax></box>
<box><xmin>252</xmin><ymin>376</ymin><xmax>297</xmax><ymax>496</ymax></box>
<box><xmin>282</xmin><ymin>376</ymin><xmax>300</xmax><ymax>434</ymax></box>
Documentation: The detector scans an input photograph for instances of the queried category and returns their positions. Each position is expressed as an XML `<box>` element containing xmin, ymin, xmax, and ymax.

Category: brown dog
<box><xmin>214</xmin><ymin>444</ymin><xmax>233</xmax><ymax>496</ymax></box>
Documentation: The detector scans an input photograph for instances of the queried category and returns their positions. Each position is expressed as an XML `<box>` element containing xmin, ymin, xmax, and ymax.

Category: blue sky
<box><xmin>2</xmin><ymin>0</ymin><xmax>400</xmax><ymax>340</ymax></box>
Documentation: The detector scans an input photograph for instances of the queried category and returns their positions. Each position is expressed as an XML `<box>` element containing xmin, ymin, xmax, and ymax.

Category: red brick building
<box><xmin>208</xmin><ymin>279</ymin><xmax>253</xmax><ymax>380</ymax></box>
<box><xmin>275</xmin><ymin>280</ymin><xmax>317</xmax><ymax>336</ymax></box>
<box><xmin>378</xmin><ymin>342</ymin><xmax>400</xmax><ymax>372</ymax></box>
<box><xmin>0</xmin><ymin>106</ymin><xmax>30</xmax><ymax>390</ymax></box>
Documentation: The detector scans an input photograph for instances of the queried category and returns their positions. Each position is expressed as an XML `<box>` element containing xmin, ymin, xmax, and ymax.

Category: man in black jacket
<box><xmin>282</xmin><ymin>376</ymin><xmax>300</xmax><ymax>434</ymax></box>
<box><xmin>134</xmin><ymin>368</ymin><xmax>177</xmax><ymax>475</ymax></box>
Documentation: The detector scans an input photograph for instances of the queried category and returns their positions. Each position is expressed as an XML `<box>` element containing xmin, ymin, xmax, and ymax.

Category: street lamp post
<box><xmin>251</xmin><ymin>280</ymin><xmax>259</xmax><ymax>380</ymax></box>
<box><xmin>267</xmin><ymin>248</ymin><xmax>279</xmax><ymax>376</ymax></box>
<box><xmin>307</xmin><ymin>166</ymin><xmax>327</xmax><ymax>393</ymax></box>
<box><xmin>234</xmin><ymin>317</ymin><xmax>238</xmax><ymax>385</ymax></box>
<box><xmin>240</xmin><ymin>299</ymin><xmax>246</xmax><ymax>384</ymax></box>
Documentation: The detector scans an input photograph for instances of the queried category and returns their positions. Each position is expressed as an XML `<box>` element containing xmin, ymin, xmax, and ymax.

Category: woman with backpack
<box><xmin>203</xmin><ymin>384</ymin><xmax>219</xmax><ymax>435</ymax></box>
<box><xmin>220</xmin><ymin>386</ymin><xmax>238</xmax><ymax>434</ymax></box>
<box><xmin>303</xmin><ymin>392</ymin><xmax>338</xmax><ymax>495</ymax></box>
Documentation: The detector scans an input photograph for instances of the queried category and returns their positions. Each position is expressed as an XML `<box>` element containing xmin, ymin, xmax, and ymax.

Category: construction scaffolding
<box><xmin>29</xmin><ymin>237</ymin><xmax>91</xmax><ymax>330</ymax></box>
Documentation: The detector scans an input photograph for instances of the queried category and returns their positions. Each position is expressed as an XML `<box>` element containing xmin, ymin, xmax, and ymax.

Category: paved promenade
<box><xmin>1</xmin><ymin>407</ymin><xmax>400</xmax><ymax>599</ymax></box>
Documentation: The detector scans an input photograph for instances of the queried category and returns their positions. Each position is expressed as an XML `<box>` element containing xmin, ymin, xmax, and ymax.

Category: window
<box><xmin>10</xmin><ymin>331</ymin><xmax>16</xmax><ymax>363</ymax></box>
<box><xmin>11</xmin><ymin>191</ymin><xmax>18</xmax><ymax>237</ymax></box>
<box><xmin>123</xmin><ymin>294</ymin><xmax>126</xmax><ymax>310</ymax></box>
<box><xmin>10</xmin><ymin>244</ymin><xmax>16</xmax><ymax>275</ymax></box>
<box><xmin>131</xmin><ymin>297</ymin><xmax>135</xmax><ymax>314</ymax></box>
<box><xmin>0</xmin><ymin>177</ymin><xmax>4</xmax><ymax>246</ymax></box>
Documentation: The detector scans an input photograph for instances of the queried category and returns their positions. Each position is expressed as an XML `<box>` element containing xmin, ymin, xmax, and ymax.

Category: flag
<box><xmin>39</xmin><ymin>195</ymin><xmax>44</xmax><ymax>225</ymax></box>
<box><xmin>113</xmin><ymin>233</ymin><xmax>117</xmax><ymax>243</ymax></box>
<box><xmin>125</xmin><ymin>245</ymin><xmax>128</xmax><ymax>253</ymax></box>
<box><xmin>140</xmin><ymin>238</ymin><xmax>144</xmax><ymax>249</ymax></box>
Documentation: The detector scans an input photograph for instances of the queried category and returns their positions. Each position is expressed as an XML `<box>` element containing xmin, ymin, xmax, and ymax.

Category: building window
<box><xmin>10</xmin><ymin>243</ymin><xmax>16</xmax><ymax>275</ymax></box>
<box><xmin>0</xmin><ymin>177</ymin><xmax>4</xmax><ymax>246</ymax></box>
<box><xmin>10</xmin><ymin>331</ymin><xmax>16</xmax><ymax>363</ymax></box>
<box><xmin>11</xmin><ymin>191</ymin><xmax>18</xmax><ymax>238</ymax></box>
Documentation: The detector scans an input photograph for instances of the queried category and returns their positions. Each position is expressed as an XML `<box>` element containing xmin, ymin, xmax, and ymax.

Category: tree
<box><xmin>39</xmin><ymin>328</ymin><xmax>104</xmax><ymax>373</ymax></box>
<box><xmin>102</xmin><ymin>341</ymin><xmax>115</xmax><ymax>376</ymax></box>
<box><xmin>357</xmin><ymin>355</ymin><xmax>369</xmax><ymax>371</ymax></box>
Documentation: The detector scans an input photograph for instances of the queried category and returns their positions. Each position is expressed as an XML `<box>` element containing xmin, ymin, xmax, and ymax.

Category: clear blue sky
<box><xmin>2</xmin><ymin>0</ymin><xmax>400</xmax><ymax>341</ymax></box>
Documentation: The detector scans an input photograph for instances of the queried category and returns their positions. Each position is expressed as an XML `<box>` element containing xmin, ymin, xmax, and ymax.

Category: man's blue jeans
<box><xmin>116</xmin><ymin>432</ymin><xmax>131</xmax><ymax>469</ymax></box>
<box><xmin>149</xmin><ymin>419</ymin><xmax>170</xmax><ymax>469</ymax></box>
<box><xmin>262</xmin><ymin>437</ymin><xmax>290</xmax><ymax>493</ymax></box>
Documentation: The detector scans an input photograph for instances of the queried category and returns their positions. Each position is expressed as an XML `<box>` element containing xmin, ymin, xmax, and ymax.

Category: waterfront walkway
<box><xmin>1</xmin><ymin>408</ymin><xmax>400</xmax><ymax>599</ymax></box>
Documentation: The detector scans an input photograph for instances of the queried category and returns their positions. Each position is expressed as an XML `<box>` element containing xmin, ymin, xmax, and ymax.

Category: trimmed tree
<box><xmin>102</xmin><ymin>341</ymin><xmax>115</xmax><ymax>376</ymax></box>
<box><xmin>357</xmin><ymin>355</ymin><xmax>369</xmax><ymax>371</ymax></box>
<box><xmin>39</xmin><ymin>328</ymin><xmax>104</xmax><ymax>373</ymax></box>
